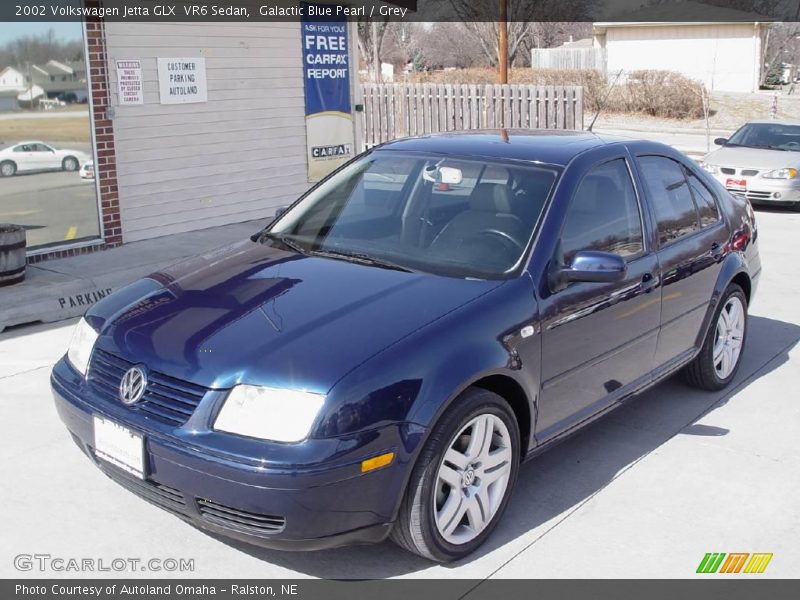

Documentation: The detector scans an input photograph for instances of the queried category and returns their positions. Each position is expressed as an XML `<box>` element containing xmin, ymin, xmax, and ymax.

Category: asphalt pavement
<box><xmin>0</xmin><ymin>208</ymin><xmax>797</xmax><ymax>579</ymax></box>
<box><xmin>0</xmin><ymin>169</ymin><xmax>99</xmax><ymax>247</ymax></box>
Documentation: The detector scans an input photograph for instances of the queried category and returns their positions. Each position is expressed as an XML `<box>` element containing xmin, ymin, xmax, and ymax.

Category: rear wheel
<box><xmin>62</xmin><ymin>156</ymin><xmax>79</xmax><ymax>172</ymax></box>
<box><xmin>684</xmin><ymin>283</ymin><xmax>747</xmax><ymax>391</ymax></box>
<box><xmin>0</xmin><ymin>160</ymin><xmax>16</xmax><ymax>177</ymax></box>
<box><xmin>391</xmin><ymin>388</ymin><xmax>520</xmax><ymax>562</ymax></box>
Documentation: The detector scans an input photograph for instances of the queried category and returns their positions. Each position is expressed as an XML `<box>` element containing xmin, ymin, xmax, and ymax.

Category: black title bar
<box><xmin>2</xmin><ymin>0</ymin><xmax>799</xmax><ymax>22</ymax></box>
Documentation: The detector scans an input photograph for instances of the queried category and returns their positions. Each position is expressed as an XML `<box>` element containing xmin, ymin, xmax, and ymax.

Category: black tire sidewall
<box><xmin>702</xmin><ymin>285</ymin><xmax>748</xmax><ymax>388</ymax></box>
<box><xmin>412</xmin><ymin>389</ymin><xmax>520</xmax><ymax>561</ymax></box>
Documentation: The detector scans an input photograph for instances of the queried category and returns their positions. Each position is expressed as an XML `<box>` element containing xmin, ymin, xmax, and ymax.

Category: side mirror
<box><xmin>551</xmin><ymin>250</ymin><xmax>626</xmax><ymax>291</ymax></box>
<box><xmin>713</xmin><ymin>137</ymin><xmax>728</xmax><ymax>146</ymax></box>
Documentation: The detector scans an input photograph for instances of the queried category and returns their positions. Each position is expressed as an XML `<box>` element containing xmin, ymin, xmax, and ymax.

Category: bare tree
<box><xmin>446</xmin><ymin>0</ymin><xmax>592</xmax><ymax>66</ymax></box>
<box><xmin>356</xmin><ymin>19</ymin><xmax>390</xmax><ymax>82</ymax></box>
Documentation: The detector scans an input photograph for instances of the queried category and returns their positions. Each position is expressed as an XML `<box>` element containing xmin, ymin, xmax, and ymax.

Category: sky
<box><xmin>0</xmin><ymin>22</ymin><xmax>83</xmax><ymax>46</ymax></box>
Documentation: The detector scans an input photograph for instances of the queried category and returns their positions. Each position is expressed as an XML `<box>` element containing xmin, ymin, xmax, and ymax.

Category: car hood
<box><xmin>96</xmin><ymin>240</ymin><xmax>503</xmax><ymax>392</ymax></box>
<box><xmin>705</xmin><ymin>146</ymin><xmax>800</xmax><ymax>169</ymax></box>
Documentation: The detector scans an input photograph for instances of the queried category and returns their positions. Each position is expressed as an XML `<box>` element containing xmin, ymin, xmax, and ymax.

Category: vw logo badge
<box><xmin>119</xmin><ymin>366</ymin><xmax>147</xmax><ymax>405</ymax></box>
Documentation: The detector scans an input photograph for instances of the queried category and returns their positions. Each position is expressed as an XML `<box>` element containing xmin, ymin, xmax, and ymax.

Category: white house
<box><xmin>593</xmin><ymin>2</ymin><xmax>772</xmax><ymax>93</ymax></box>
<box><xmin>0</xmin><ymin>66</ymin><xmax>25</xmax><ymax>92</ymax></box>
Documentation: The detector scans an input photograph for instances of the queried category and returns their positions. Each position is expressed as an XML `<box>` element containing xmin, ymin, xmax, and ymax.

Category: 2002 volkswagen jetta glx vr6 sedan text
<box><xmin>52</xmin><ymin>131</ymin><xmax>760</xmax><ymax>562</ymax></box>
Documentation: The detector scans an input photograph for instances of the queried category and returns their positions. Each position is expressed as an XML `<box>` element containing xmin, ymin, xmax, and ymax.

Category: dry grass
<box><xmin>0</xmin><ymin>115</ymin><xmax>90</xmax><ymax>144</ymax></box>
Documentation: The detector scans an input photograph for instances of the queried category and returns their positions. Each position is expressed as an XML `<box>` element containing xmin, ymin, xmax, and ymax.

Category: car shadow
<box><xmin>192</xmin><ymin>314</ymin><xmax>799</xmax><ymax>578</ymax></box>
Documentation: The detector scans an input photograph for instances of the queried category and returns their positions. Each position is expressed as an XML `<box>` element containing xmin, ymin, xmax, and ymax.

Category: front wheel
<box><xmin>391</xmin><ymin>388</ymin><xmax>520</xmax><ymax>562</ymax></box>
<box><xmin>62</xmin><ymin>156</ymin><xmax>79</xmax><ymax>172</ymax></box>
<box><xmin>684</xmin><ymin>283</ymin><xmax>747</xmax><ymax>391</ymax></box>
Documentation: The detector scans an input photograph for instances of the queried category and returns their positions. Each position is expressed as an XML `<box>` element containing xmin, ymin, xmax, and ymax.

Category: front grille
<box><xmin>98</xmin><ymin>461</ymin><xmax>187</xmax><ymax>515</ymax></box>
<box><xmin>741</xmin><ymin>169</ymin><xmax>759</xmax><ymax>176</ymax></box>
<box><xmin>726</xmin><ymin>188</ymin><xmax>774</xmax><ymax>201</ymax></box>
<box><xmin>88</xmin><ymin>348</ymin><xmax>207</xmax><ymax>426</ymax></box>
<box><xmin>720</xmin><ymin>167</ymin><xmax>736</xmax><ymax>175</ymax></box>
<box><xmin>197</xmin><ymin>498</ymin><xmax>286</xmax><ymax>535</ymax></box>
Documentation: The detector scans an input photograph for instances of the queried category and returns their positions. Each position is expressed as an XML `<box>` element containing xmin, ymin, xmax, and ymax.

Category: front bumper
<box><xmin>710</xmin><ymin>172</ymin><xmax>800</xmax><ymax>204</ymax></box>
<box><xmin>51</xmin><ymin>358</ymin><xmax>417</xmax><ymax>550</ymax></box>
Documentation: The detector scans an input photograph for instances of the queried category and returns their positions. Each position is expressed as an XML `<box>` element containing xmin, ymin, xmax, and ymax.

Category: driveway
<box><xmin>0</xmin><ymin>208</ymin><xmax>797</xmax><ymax>579</ymax></box>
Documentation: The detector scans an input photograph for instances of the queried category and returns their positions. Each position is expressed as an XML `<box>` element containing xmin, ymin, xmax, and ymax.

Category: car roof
<box><xmin>373</xmin><ymin>129</ymin><xmax>627</xmax><ymax>166</ymax></box>
<box><xmin>744</xmin><ymin>120</ymin><xmax>800</xmax><ymax>126</ymax></box>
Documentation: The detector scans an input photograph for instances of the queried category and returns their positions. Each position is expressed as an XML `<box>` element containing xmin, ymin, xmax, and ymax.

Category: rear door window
<box><xmin>686</xmin><ymin>170</ymin><xmax>721</xmax><ymax>228</ymax></box>
<box><xmin>638</xmin><ymin>156</ymin><xmax>700</xmax><ymax>246</ymax></box>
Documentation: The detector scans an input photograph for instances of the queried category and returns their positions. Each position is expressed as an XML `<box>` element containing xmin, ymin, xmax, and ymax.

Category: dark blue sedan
<box><xmin>52</xmin><ymin>131</ymin><xmax>760</xmax><ymax>561</ymax></box>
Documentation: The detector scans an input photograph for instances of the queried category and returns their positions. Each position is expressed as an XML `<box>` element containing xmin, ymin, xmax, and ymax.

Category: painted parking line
<box><xmin>65</xmin><ymin>226</ymin><xmax>78</xmax><ymax>240</ymax></box>
<box><xmin>0</xmin><ymin>209</ymin><xmax>38</xmax><ymax>218</ymax></box>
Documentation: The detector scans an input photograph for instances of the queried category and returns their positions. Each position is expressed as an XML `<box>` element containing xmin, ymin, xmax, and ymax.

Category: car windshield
<box><xmin>725</xmin><ymin>123</ymin><xmax>800</xmax><ymax>151</ymax></box>
<box><xmin>266</xmin><ymin>151</ymin><xmax>559</xmax><ymax>279</ymax></box>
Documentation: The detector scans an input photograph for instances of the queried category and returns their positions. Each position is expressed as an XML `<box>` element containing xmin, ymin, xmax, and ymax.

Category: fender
<box><xmin>693</xmin><ymin>251</ymin><xmax>750</xmax><ymax>350</ymax></box>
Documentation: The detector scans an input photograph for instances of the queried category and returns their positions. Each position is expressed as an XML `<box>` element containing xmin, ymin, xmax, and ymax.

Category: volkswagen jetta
<box><xmin>52</xmin><ymin>131</ymin><xmax>760</xmax><ymax>561</ymax></box>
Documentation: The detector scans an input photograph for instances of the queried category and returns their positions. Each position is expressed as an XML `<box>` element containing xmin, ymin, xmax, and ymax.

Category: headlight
<box><xmin>67</xmin><ymin>317</ymin><xmax>98</xmax><ymax>376</ymax></box>
<box><xmin>214</xmin><ymin>385</ymin><xmax>325</xmax><ymax>443</ymax></box>
<box><xmin>701</xmin><ymin>162</ymin><xmax>719</xmax><ymax>174</ymax></box>
<box><xmin>762</xmin><ymin>168</ymin><xmax>797</xmax><ymax>180</ymax></box>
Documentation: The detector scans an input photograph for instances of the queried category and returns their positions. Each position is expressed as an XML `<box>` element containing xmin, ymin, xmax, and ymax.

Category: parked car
<box><xmin>702</xmin><ymin>121</ymin><xmax>800</xmax><ymax>210</ymax></box>
<box><xmin>79</xmin><ymin>160</ymin><xmax>95</xmax><ymax>181</ymax></box>
<box><xmin>52</xmin><ymin>131</ymin><xmax>760</xmax><ymax>562</ymax></box>
<box><xmin>0</xmin><ymin>141</ymin><xmax>88</xmax><ymax>177</ymax></box>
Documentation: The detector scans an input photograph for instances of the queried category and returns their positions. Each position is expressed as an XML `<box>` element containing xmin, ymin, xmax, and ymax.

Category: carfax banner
<box><xmin>301</xmin><ymin>3</ymin><xmax>354</xmax><ymax>181</ymax></box>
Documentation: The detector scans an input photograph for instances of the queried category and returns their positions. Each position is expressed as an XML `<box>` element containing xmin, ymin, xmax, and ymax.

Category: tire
<box><xmin>684</xmin><ymin>283</ymin><xmax>748</xmax><ymax>391</ymax></box>
<box><xmin>391</xmin><ymin>387</ymin><xmax>520</xmax><ymax>562</ymax></box>
<box><xmin>62</xmin><ymin>156</ymin><xmax>79</xmax><ymax>172</ymax></box>
<box><xmin>0</xmin><ymin>161</ymin><xmax>17</xmax><ymax>177</ymax></box>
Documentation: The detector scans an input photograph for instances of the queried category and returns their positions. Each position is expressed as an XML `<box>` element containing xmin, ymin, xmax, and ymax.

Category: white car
<box><xmin>702</xmin><ymin>121</ymin><xmax>800</xmax><ymax>209</ymax></box>
<box><xmin>79</xmin><ymin>160</ymin><xmax>95</xmax><ymax>181</ymax></box>
<box><xmin>0</xmin><ymin>141</ymin><xmax>89</xmax><ymax>177</ymax></box>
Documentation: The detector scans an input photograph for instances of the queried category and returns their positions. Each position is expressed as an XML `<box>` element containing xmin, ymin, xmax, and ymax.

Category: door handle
<box><xmin>641</xmin><ymin>272</ymin><xmax>658</xmax><ymax>293</ymax></box>
<box><xmin>710</xmin><ymin>242</ymin><xmax>723</xmax><ymax>260</ymax></box>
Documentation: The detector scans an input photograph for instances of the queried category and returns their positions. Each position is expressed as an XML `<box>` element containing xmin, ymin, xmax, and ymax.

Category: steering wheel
<box><xmin>477</xmin><ymin>229</ymin><xmax>525</xmax><ymax>254</ymax></box>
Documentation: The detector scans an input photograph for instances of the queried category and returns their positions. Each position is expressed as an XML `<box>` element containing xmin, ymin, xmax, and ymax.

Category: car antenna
<box><xmin>587</xmin><ymin>69</ymin><xmax>624</xmax><ymax>133</ymax></box>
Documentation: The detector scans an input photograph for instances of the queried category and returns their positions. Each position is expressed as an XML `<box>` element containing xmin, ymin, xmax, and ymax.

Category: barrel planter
<box><xmin>0</xmin><ymin>224</ymin><xmax>26</xmax><ymax>286</ymax></box>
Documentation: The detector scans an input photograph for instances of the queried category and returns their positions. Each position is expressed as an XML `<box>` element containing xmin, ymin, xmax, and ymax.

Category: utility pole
<box><xmin>498</xmin><ymin>0</ymin><xmax>508</xmax><ymax>85</ymax></box>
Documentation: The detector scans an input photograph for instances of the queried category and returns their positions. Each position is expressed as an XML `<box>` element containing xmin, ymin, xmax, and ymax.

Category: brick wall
<box><xmin>28</xmin><ymin>15</ymin><xmax>122</xmax><ymax>264</ymax></box>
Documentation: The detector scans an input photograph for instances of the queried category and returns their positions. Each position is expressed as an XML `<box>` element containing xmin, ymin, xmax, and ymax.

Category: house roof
<box><xmin>595</xmin><ymin>0</ymin><xmax>776</xmax><ymax>29</ymax></box>
<box><xmin>0</xmin><ymin>66</ymin><xmax>23</xmax><ymax>77</ymax></box>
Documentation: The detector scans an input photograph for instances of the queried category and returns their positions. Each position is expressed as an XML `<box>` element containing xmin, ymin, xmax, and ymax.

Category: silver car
<box><xmin>702</xmin><ymin>121</ymin><xmax>800</xmax><ymax>210</ymax></box>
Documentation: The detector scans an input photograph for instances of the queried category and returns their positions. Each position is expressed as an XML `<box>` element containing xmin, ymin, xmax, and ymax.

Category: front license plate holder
<box><xmin>93</xmin><ymin>415</ymin><xmax>145</xmax><ymax>479</ymax></box>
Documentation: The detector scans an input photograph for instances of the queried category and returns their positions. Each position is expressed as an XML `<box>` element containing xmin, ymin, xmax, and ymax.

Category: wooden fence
<box><xmin>359</xmin><ymin>83</ymin><xmax>584</xmax><ymax>149</ymax></box>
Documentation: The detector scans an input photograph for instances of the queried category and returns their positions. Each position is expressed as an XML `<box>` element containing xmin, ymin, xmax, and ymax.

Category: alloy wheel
<box><xmin>713</xmin><ymin>295</ymin><xmax>745</xmax><ymax>379</ymax></box>
<box><xmin>433</xmin><ymin>413</ymin><xmax>513</xmax><ymax>545</ymax></box>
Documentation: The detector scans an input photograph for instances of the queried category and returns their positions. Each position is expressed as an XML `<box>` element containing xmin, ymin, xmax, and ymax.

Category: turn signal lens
<box><xmin>361</xmin><ymin>451</ymin><xmax>395</xmax><ymax>473</ymax></box>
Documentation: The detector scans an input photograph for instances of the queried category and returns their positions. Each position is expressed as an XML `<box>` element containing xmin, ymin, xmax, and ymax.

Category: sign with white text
<box><xmin>157</xmin><ymin>57</ymin><xmax>207</xmax><ymax>104</ymax></box>
<box><xmin>116</xmin><ymin>59</ymin><xmax>143</xmax><ymax>105</ymax></box>
<box><xmin>301</xmin><ymin>4</ymin><xmax>354</xmax><ymax>181</ymax></box>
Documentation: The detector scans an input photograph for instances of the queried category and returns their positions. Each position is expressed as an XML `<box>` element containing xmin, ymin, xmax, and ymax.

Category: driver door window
<box><xmin>560</xmin><ymin>158</ymin><xmax>644</xmax><ymax>264</ymax></box>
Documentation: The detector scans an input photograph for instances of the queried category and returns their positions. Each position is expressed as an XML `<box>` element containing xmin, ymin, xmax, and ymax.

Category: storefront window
<box><xmin>0</xmin><ymin>22</ymin><xmax>100</xmax><ymax>250</ymax></box>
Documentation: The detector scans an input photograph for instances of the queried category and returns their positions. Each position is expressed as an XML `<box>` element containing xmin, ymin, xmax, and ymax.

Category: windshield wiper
<box><xmin>313</xmin><ymin>248</ymin><xmax>414</xmax><ymax>273</ymax></box>
<box><xmin>260</xmin><ymin>231</ymin><xmax>308</xmax><ymax>254</ymax></box>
